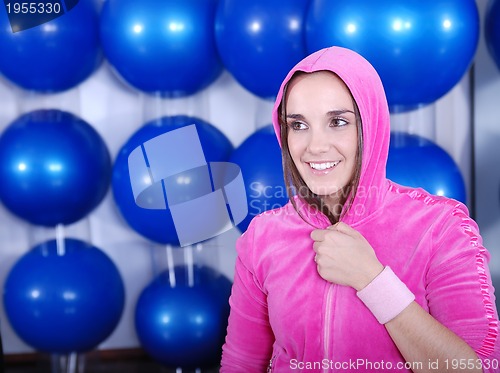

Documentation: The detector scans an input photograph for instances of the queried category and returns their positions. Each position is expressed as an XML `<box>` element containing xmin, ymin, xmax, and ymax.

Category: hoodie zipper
<box><xmin>267</xmin><ymin>354</ymin><xmax>277</xmax><ymax>372</ymax></box>
<box><xmin>323</xmin><ymin>284</ymin><xmax>334</xmax><ymax>373</ymax></box>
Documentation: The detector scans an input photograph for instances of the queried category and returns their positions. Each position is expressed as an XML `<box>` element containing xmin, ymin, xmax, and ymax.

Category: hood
<box><xmin>271</xmin><ymin>46</ymin><xmax>391</xmax><ymax>226</ymax></box>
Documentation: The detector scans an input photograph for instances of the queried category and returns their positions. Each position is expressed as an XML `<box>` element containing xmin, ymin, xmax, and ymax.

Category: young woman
<box><xmin>221</xmin><ymin>46</ymin><xmax>500</xmax><ymax>372</ymax></box>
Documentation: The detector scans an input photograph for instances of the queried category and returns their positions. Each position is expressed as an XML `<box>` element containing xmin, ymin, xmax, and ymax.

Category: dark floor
<box><xmin>3</xmin><ymin>349</ymin><xmax>220</xmax><ymax>373</ymax></box>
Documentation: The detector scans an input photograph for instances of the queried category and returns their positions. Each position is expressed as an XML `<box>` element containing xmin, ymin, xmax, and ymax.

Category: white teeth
<box><xmin>309</xmin><ymin>161</ymin><xmax>340</xmax><ymax>170</ymax></box>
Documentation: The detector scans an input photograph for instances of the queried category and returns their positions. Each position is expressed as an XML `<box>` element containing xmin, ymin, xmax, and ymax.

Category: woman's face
<box><xmin>285</xmin><ymin>71</ymin><xmax>358</xmax><ymax>210</ymax></box>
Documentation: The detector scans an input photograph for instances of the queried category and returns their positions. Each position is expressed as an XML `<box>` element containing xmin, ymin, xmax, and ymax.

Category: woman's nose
<box><xmin>307</xmin><ymin>128</ymin><xmax>330</xmax><ymax>154</ymax></box>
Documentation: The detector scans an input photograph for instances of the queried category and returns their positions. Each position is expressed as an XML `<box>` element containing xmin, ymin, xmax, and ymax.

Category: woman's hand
<box><xmin>310</xmin><ymin>222</ymin><xmax>384</xmax><ymax>291</ymax></box>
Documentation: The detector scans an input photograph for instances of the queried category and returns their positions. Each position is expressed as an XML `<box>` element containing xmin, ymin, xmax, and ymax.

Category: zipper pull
<box><xmin>267</xmin><ymin>355</ymin><xmax>277</xmax><ymax>372</ymax></box>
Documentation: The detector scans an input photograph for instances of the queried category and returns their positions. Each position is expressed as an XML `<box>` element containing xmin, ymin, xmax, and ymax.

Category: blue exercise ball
<box><xmin>0</xmin><ymin>0</ymin><xmax>102</xmax><ymax>92</ymax></box>
<box><xmin>215</xmin><ymin>0</ymin><xmax>309</xmax><ymax>100</ymax></box>
<box><xmin>112</xmin><ymin>115</ymin><xmax>233</xmax><ymax>245</ymax></box>
<box><xmin>100</xmin><ymin>0</ymin><xmax>222</xmax><ymax>96</ymax></box>
<box><xmin>3</xmin><ymin>238</ymin><xmax>125</xmax><ymax>354</ymax></box>
<box><xmin>229</xmin><ymin>125</ymin><xmax>288</xmax><ymax>232</ymax></box>
<box><xmin>0</xmin><ymin>109</ymin><xmax>111</xmax><ymax>226</ymax></box>
<box><xmin>486</xmin><ymin>0</ymin><xmax>500</xmax><ymax>71</ymax></box>
<box><xmin>387</xmin><ymin>132</ymin><xmax>466</xmax><ymax>204</ymax></box>
<box><xmin>135</xmin><ymin>265</ymin><xmax>231</xmax><ymax>369</ymax></box>
<box><xmin>306</xmin><ymin>0</ymin><xmax>479</xmax><ymax>109</ymax></box>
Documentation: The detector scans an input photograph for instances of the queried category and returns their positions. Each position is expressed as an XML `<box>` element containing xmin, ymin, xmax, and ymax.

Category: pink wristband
<box><xmin>356</xmin><ymin>266</ymin><xmax>415</xmax><ymax>324</ymax></box>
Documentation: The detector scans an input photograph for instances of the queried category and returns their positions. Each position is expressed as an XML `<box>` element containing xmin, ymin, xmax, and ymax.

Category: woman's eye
<box><xmin>288</xmin><ymin>121</ymin><xmax>307</xmax><ymax>131</ymax></box>
<box><xmin>331</xmin><ymin>117</ymin><xmax>349</xmax><ymax>127</ymax></box>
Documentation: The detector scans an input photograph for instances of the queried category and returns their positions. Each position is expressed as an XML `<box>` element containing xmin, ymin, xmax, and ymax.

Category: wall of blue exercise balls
<box><xmin>0</xmin><ymin>0</ymin><xmax>492</xmax><ymax>368</ymax></box>
<box><xmin>0</xmin><ymin>0</ymin><xmax>482</xmax><ymax>105</ymax></box>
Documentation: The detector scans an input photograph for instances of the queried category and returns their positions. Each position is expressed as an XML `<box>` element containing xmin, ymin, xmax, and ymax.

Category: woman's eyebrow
<box><xmin>286</xmin><ymin>109</ymin><xmax>354</xmax><ymax>120</ymax></box>
<box><xmin>327</xmin><ymin>109</ymin><xmax>355</xmax><ymax>116</ymax></box>
<box><xmin>286</xmin><ymin>113</ymin><xmax>305</xmax><ymax>120</ymax></box>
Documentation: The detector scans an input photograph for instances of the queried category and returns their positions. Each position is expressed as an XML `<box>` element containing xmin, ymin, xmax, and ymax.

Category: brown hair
<box><xmin>278</xmin><ymin>71</ymin><xmax>364</xmax><ymax>225</ymax></box>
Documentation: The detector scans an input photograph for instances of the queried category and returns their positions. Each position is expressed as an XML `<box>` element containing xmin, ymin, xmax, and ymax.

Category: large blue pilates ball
<box><xmin>229</xmin><ymin>125</ymin><xmax>288</xmax><ymax>232</ymax></box>
<box><xmin>306</xmin><ymin>0</ymin><xmax>479</xmax><ymax>110</ymax></box>
<box><xmin>387</xmin><ymin>132</ymin><xmax>466</xmax><ymax>204</ymax></box>
<box><xmin>0</xmin><ymin>0</ymin><xmax>102</xmax><ymax>92</ymax></box>
<box><xmin>112</xmin><ymin>115</ymin><xmax>233</xmax><ymax>245</ymax></box>
<box><xmin>215</xmin><ymin>0</ymin><xmax>309</xmax><ymax>99</ymax></box>
<box><xmin>0</xmin><ymin>109</ymin><xmax>111</xmax><ymax>226</ymax></box>
<box><xmin>3</xmin><ymin>238</ymin><xmax>125</xmax><ymax>354</ymax></box>
<box><xmin>100</xmin><ymin>0</ymin><xmax>222</xmax><ymax>96</ymax></box>
<box><xmin>135</xmin><ymin>265</ymin><xmax>231</xmax><ymax>369</ymax></box>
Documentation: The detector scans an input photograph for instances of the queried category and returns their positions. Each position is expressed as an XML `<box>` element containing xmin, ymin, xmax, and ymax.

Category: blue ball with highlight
<box><xmin>0</xmin><ymin>109</ymin><xmax>111</xmax><ymax>226</ymax></box>
<box><xmin>387</xmin><ymin>132</ymin><xmax>466</xmax><ymax>203</ymax></box>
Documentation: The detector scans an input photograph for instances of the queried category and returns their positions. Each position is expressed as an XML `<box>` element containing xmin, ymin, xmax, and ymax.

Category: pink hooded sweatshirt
<box><xmin>220</xmin><ymin>47</ymin><xmax>500</xmax><ymax>372</ymax></box>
